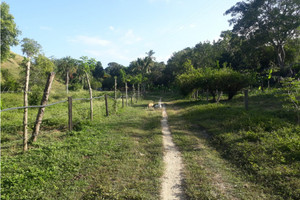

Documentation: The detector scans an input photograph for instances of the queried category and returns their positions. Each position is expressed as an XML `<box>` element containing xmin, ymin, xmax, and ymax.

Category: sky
<box><xmin>5</xmin><ymin>0</ymin><xmax>240</xmax><ymax>68</ymax></box>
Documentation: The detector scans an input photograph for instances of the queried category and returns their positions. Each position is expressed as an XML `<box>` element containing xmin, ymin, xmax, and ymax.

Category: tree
<box><xmin>0</xmin><ymin>2</ymin><xmax>20</xmax><ymax>62</ymax></box>
<box><xmin>225</xmin><ymin>0</ymin><xmax>300</xmax><ymax>69</ymax></box>
<box><xmin>21</xmin><ymin>38</ymin><xmax>41</xmax><ymax>151</ymax></box>
<box><xmin>29</xmin><ymin>54</ymin><xmax>55</xmax><ymax>105</ymax></box>
<box><xmin>120</xmin><ymin>69</ymin><xmax>132</xmax><ymax>106</ymax></box>
<box><xmin>177</xmin><ymin>67</ymin><xmax>252</xmax><ymax>101</ymax></box>
<box><xmin>92</xmin><ymin>61</ymin><xmax>104</xmax><ymax>79</ymax></box>
<box><xmin>56</xmin><ymin>56</ymin><xmax>77</xmax><ymax>94</ymax></box>
<box><xmin>79</xmin><ymin>56</ymin><xmax>96</xmax><ymax>120</ymax></box>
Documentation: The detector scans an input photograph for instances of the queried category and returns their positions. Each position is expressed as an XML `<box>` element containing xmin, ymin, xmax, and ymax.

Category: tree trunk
<box><xmin>133</xmin><ymin>84</ymin><xmax>135</xmax><ymax>103</ymax></box>
<box><xmin>216</xmin><ymin>90</ymin><xmax>223</xmax><ymax>103</ymax></box>
<box><xmin>125</xmin><ymin>81</ymin><xmax>128</xmax><ymax>106</ymax></box>
<box><xmin>114</xmin><ymin>76</ymin><xmax>117</xmax><ymax>100</ymax></box>
<box><xmin>276</xmin><ymin>44</ymin><xmax>286</xmax><ymax>69</ymax></box>
<box><xmin>66</xmin><ymin>70</ymin><xmax>69</xmax><ymax>94</ymax></box>
<box><xmin>23</xmin><ymin>58</ymin><xmax>31</xmax><ymax>151</ymax></box>
<box><xmin>31</xmin><ymin>72</ymin><xmax>55</xmax><ymax>142</ymax></box>
<box><xmin>85</xmin><ymin>72</ymin><xmax>93</xmax><ymax>121</ymax></box>
<box><xmin>137</xmin><ymin>83</ymin><xmax>140</xmax><ymax>102</ymax></box>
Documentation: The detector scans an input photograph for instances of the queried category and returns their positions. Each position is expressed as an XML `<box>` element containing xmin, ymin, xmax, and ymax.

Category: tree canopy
<box><xmin>225</xmin><ymin>0</ymin><xmax>300</xmax><ymax>68</ymax></box>
<box><xmin>21</xmin><ymin>38</ymin><xmax>42</xmax><ymax>58</ymax></box>
<box><xmin>1</xmin><ymin>2</ymin><xmax>20</xmax><ymax>62</ymax></box>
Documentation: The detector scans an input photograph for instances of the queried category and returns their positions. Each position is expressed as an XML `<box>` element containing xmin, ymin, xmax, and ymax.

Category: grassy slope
<box><xmin>1</xmin><ymin>51</ymin><xmax>65</xmax><ymax>92</ymax></box>
<box><xmin>1</xmin><ymin>95</ymin><xmax>163</xmax><ymax>199</ymax></box>
<box><xmin>1</xmin><ymin>52</ymin><xmax>24</xmax><ymax>79</ymax></box>
<box><xmin>166</xmin><ymin>90</ymin><xmax>299</xmax><ymax>200</ymax></box>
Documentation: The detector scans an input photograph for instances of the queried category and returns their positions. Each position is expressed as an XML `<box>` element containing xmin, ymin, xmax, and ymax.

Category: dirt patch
<box><xmin>160</xmin><ymin>105</ymin><xmax>186</xmax><ymax>200</ymax></box>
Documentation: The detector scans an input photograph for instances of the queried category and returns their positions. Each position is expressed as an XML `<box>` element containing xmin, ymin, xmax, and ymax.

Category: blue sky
<box><xmin>6</xmin><ymin>0</ymin><xmax>239</xmax><ymax>68</ymax></box>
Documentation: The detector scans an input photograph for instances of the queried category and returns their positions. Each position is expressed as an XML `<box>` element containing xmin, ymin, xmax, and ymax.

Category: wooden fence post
<box><xmin>122</xmin><ymin>94</ymin><xmax>124</xmax><ymax>108</ymax></box>
<box><xmin>125</xmin><ymin>82</ymin><xmax>128</xmax><ymax>107</ymax></box>
<box><xmin>114</xmin><ymin>76</ymin><xmax>117</xmax><ymax>100</ymax></box>
<box><xmin>131</xmin><ymin>95</ymin><xmax>133</xmax><ymax>105</ymax></box>
<box><xmin>68</xmin><ymin>97</ymin><xmax>73</xmax><ymax>131</ymax></box>
<box><xmin>31</xmin><ymin>72</ymin><xmax>55</xmax><ymax>142</ymax></box>
<box><xmin>105</xmin><ymin>94</ymin><xmax>109</xmax><ymax>116</ymax></box>
<box><xmin>244</xmin><ymin>89</ymin><xmax>249</xmax><ymax>110</ymax></box>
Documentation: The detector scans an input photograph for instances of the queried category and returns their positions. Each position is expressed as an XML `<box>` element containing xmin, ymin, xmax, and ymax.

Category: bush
<box><xmin>91</xmin><ymin>79</ymin><xmax>102</xmax><ymax>90</ymax></box>
<box><xmin>29</xmin><ymin>85</ymin><xmax>43</xmax><ymax>105</ymax></box>
<box><xmin>177</xmin><ymin>67</ymin><xmax>253</xmax><ymax>100</ymax></box>
<box><xmin>69</xmin><ymin>83</ymin><xmax>82</xmax><ymax>91</ymax></box>
<box><xmin>1</xmin><ymin>69</ymin><xmax>20</xmax><ymax>91</ymax></box>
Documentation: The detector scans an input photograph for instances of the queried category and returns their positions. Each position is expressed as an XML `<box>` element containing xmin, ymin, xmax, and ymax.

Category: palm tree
<box><xmin>56</xmin><ymin>56</ymin><xmax>77</xmax><ymax>94</ymax></box>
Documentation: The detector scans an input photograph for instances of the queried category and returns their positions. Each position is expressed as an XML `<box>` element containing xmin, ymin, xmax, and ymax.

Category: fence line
<box><xmin>0</xmin><ymin>100</ymin><xmax>68</xmax><ymax>112</ymax></box>
<box><xmin>1</xmin><ymin>92</ymin><xmax>140</xmax><ymax>152</ymax></box>
<box><xmin>0</xmin><ymin>95</ymin><xmax>110</xmax><ymax>112</ymax></box>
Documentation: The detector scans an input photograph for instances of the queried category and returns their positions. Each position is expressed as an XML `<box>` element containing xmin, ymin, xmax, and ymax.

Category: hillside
<box><xmin>1</xmin><ymin>52</ymin><xmax>24</xmax><ymax>79</ymax></box>
<box><xmin>1</xmin><ymin>52</ymin><xmax>65</xmax><ymax>93</ymax></box>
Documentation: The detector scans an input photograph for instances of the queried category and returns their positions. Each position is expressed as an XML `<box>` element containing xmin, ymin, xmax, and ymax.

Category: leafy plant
<box><xmin>280</xmin><ymin>77</ymin><xmax>300</xmax><ymax>124</ymax></box>
<box><xmin>29</xmin><ymin>85</ymin><xmax>43</xmax><ymax>105</ymax></box>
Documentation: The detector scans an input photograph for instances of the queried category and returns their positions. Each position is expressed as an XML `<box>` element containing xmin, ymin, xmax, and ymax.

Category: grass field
<box><xmin>1</xmin><ymin>91</ymin><xmax>163</xmax><ymax>199</ymax></box>
<box><xmin>1</xmin><ymin>89</ymin><xmax>299</xmax><ymax>199</ymax></box>
<box><xmin>166</xmin><ymin>90</ymin><xmax>300</xmax><ymax>199</ymax></box>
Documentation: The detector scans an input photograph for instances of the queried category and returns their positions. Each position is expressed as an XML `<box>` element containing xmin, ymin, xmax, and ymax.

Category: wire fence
<box><xmin>1</xmin><ymin>92</ymin><xmax>140</xmax><ymax>153</ymax></box>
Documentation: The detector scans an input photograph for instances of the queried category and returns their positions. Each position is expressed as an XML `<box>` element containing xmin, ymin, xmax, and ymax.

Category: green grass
<box><xmin>1</xmin><ymin>93</ymin><xmax>163</xmax><ymax>199</ymax></box>
<box><xmin>1</xmin><ymin>52</ymin><xmax>24</xmax><ymax>79</ymax></box>
<box><xmin>166</xmin><ymin>89</ymin><xmax>300</xmax><ymax>200</ymax></box>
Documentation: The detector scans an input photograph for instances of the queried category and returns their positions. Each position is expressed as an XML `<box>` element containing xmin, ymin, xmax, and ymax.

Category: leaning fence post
<box><xmin>105</xmin><ymin>94</ymin><xmax>109</xmax><ymax>116</ymax></box>
<box><xmin>32</xmin><ymin>72</ymin><xmax>55</xmax><ymax>142</ymax></box>
<box><xmin>244</xmin><ymin>89</ymin><xmax>249</xmax><ymax>110</ymax></box>
<box><xmin>68</xmin><ymin>97</ymin><xmax>73</xmax><ymax>131</ymax></box>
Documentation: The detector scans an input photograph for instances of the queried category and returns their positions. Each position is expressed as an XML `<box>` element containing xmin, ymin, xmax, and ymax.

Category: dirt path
<box><xmin>160</xmin><ymin>103</ymin><xmax>185</xmax><ymax>200</ymax></box>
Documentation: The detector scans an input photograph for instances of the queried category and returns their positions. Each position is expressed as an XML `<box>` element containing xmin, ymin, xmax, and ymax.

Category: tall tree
<box><xmin>0</xmin><ymin>2</ymin><xmax>20</xmax><ymax>62</ymax></box>
<box><xmin>79</xmin><ymin>56</ymin><xmax>96</xmax><ymax>120</ymax></box>
<box><xmin>225</xmin><ymin>0</ymin><xmax>300</xmax><ymax>69</ymax></box>
<box><xmin>21</xmin><ymin>38</ymin><xmax>41</xmax><ymax>151</ymax></box>
<box><xmin>92</xmin><ymin>61</ymin><xmax>104</xmax><ymax>79</ymax></box>
<box><xmin>56</xmin><ymin>56</ymin><xmax>77</xmax><ymax>94</ymax></box>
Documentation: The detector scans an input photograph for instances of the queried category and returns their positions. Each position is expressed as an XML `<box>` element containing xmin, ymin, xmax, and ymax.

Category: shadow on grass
<box><xmin>166</xmin><ymin>94</ymin><xmax>300</xmax><ymax>199</ymax></box>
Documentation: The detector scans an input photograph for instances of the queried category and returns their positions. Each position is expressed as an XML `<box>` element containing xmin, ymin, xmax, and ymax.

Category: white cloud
<box><xmin>69</xmin><ymin>35</ymin><xmax>110</xmax><ymax>47</ymax></box>
<box><xmin>109</xmin><ymin>26</ymin><xmax>115</xmax><ymax>31</ymax></box>
<box><xmin>84</xmin><ymin>48</ymin><xmax>132</xmax><ymax>64</ymax></box>
<box><xmin>121</xmin><ymin>29</ymin><xmax>142</xmax><ymax>45</ymax></box>
<box><xmin>189</xmin><ymin>24</ymin><xmax>196</xmax><ymax>28</ymax></box>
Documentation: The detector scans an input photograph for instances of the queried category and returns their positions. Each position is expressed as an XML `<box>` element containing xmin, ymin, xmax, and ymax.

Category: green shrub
<box><xmin>177</xmin><ymin>67</ymin><xmax>252</xmax><ymax>100</ymax></box>
<box><xmin>29</xmin><ymin>85</ymin><xmax>43</xmax><ymax>105</ymax></box>
<box><xmin>1</xmin><ymin>69</ymin><xmax>20</xmax><ymax>91</ymax></box>
<box><xmin>91</xmin><ymin>79</ymin><xmax>102</xmax><ymax>90</ymax></box>
<box><xmin>69</xmin><ymin>83</ymin><xmax>82</xmax><ymax>91</ymax></box>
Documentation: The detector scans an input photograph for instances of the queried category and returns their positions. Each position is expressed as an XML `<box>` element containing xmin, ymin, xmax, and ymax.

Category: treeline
<box><xmin>1</xmin><ymin>0</ymin><xmax>300</xmax><ymax>98</ymax></box>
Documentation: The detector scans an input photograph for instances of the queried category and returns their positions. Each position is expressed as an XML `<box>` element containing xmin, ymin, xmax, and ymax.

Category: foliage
<box><xmin>91</xmin><ymin>61</ymin><xmax>104</xmax><ymax>80</ymax></box>
<box><xmin>56</xmin><ymin>56</ymin><xmax>77</xmax><ymax>81</ymax></box>
<box><xmin>29</xmin><ymin>85</ymin><xmax>43</xmax><ymax>105</ymax></box>
<box><xmin>177</xmin><ymin>67</ymin><xmax>252</xmax><ymax>100</ymax></box>
<box><xmin>0</xmin><ymin>2</ymin><xmax>20</xmax><ymax>62</ymax></box>
<box><xmin>280</xmin><ymin>78</ymin><xmax>300</xmax><ymax>124</ymax></box>
<box><xmin>30</xmin><ymin>54</ymin><xmax>55</xmax><ymax>86</ymax></box>
<box><xmin>91</xmin><ymin>78</ymin><xmax>102</xmax><ymax>90</ymax></box>
<box><xmin>21</xmin><ymin>38</ymin><xmax>42</xmax><ymax>58</ymax></box>
<box><xmin>1</xmin><ymin>69</ymin><xmax>20</xmax><ymax>91</ymax></box>
<box><xmin>225</xmin><ymin>0</ymin><xmax>300</xmax><ymax>68</ymax></box>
